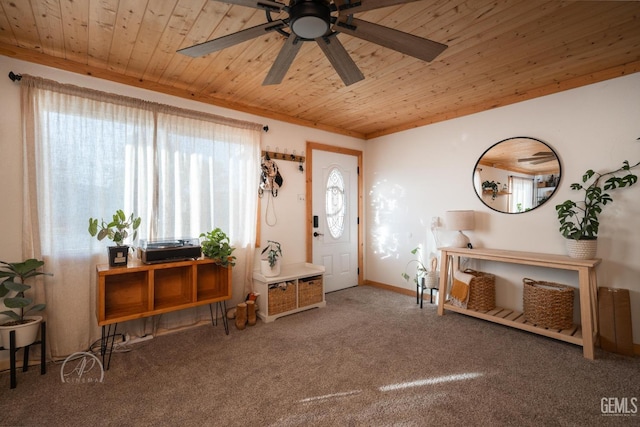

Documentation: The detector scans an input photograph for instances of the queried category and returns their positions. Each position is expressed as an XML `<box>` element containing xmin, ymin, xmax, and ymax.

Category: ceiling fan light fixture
<box><xmin>289</xmin><ymin>0</ymin><xmax>331</xmax><ymax>39</ymax></box>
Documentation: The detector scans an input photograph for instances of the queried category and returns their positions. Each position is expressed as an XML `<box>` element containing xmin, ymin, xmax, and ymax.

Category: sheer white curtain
<box><xmin>21</xmin><ymin>76</ymin><xmax>261</xmax><ymax>358</ymax></box>
<box><xmin>508</xmin><ymin>176</ymin><xmax>535</xmax><ymax>213</ymax></box>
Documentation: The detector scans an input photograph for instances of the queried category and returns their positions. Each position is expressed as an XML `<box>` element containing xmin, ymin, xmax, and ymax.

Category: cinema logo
<box><xmin>60</xmin><ymin>352</ymin><xmax>104</xmax><ymax>384</ymax></box>
<box><xmin>601</xmin><ymin>397</ymin><xmax>638</xmax><ymax>417</ymax></box>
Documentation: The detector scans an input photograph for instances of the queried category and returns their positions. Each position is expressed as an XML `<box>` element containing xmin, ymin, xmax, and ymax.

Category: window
<box><xmin>325</xmin><ymin>167</ymin><xmax>346</xmax><ymax>239</ymax></box>
<box><xmin>508</xmin><ymin>176</ymin><xmax>535</xmax><ymax>213</ymax></box>
<box><xmin>21</xmin><ymin>76</ymin><xmax>261</xmax><ymax>356</ymax></box>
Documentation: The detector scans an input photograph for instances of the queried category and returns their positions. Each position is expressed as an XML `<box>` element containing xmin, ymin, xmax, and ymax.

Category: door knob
<box><xmin>313</xmin><ymin>232</ymin><xmax>324</xmax><ymax>237</ymax></box>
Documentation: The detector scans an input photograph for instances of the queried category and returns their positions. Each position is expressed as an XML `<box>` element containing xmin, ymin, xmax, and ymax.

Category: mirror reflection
<box><xmin>473</xmin><ymin>137</ymin><xmax>561</xmax><ymax>214</ymax></box>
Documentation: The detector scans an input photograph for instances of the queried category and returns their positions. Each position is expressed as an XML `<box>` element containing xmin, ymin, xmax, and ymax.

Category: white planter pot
<box><xmin>566</xmin><ymin>239</ymin><xmax>598</xmax><ymax>259</ymax></box>
<box><xmin>261</xmin><ymin>259</ymin><xmax>281</xmax><ymax>277</ymax></box>
<box><xmin>0</xmin><ymin>315</ymin><xmax>43</xmax><ymax>348</ymax></box>
<box><xmin>425</xmin><ymin>271</ymin><xmax>439</xmax><ymax>289</ymax></box>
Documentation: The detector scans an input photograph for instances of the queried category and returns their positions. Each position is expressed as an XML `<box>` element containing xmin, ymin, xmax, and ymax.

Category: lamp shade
<box><xmin>445</xmin><ymin>210</ymin><xmax>475</xmax><ymax>231</ymax></box>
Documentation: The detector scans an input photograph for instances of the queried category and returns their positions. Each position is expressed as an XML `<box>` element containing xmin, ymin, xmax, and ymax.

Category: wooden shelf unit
<box><xmin>97</xmin><ymin>258</ymin><xmax>232</xmax><ymax>326</ymax></box>
<box><xmin>437</xmin><ymin>247</ymin><xmax>600</xmax><ymax>359</ymax></box>
<box><xmin>252</xmin><ymin>263</ymin><xmax>325</xmax><ymax>322</ymax></box>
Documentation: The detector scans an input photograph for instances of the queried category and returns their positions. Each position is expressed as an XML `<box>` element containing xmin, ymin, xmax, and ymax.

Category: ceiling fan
<box><xmin>517</xmin><ymin>151</ymin><xmax>557</xmax><ymax>165</ymax></box>
<box><xmin>177</xmin><ymin>0</ymin><xmax>448</xmax><ymax>86</ymax></box>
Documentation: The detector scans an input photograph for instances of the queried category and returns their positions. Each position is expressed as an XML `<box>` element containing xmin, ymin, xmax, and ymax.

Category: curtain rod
<box><xmin>8</xmin><ymin>71</ymin><xmax>269</xmax><ymax>132</ymax></box>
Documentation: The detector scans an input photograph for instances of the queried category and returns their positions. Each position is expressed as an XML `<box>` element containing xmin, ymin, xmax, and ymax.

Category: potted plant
<box><xmin>402</xmin><ymin>247</ymin><xmax>439</xmax><ymax>289</ymax></box>
<box><xmin>401</xmin><ymin>247</ymin><xmax>428</xmax><ymax>286</ymax></box>
<box><xmin>0</xmin><ymin>259</ymin><xmax>52</xmax><ymax>348</ymax></box>
<box><xmin>200</xmin><ymin>228</ymin><xmax>236</xmax><ymax>268</ymax></box>
<box><xmin>88</xmin><ymin>209</ymin><xmax>141</xmax><ymax>267</ymax></box>
<box><xmin>556</xmin><ymin>158</ymin><xmax>639</xmax><ymax>258</ymax></box>
<box><xmin>482</xmin><ymin>180</ymin><xmax>501</xmax><ymax>200</ymax></box>
<box><xmin>260</xmin><ymin>240</ymin><xmax>282</xmax><ymax>277</ymax></box>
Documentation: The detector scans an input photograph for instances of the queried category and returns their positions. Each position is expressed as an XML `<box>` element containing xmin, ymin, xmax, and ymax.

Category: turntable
<box><xmin>138</xmin><ymin>238</ymin><xmax>201</xmax><ymax>264</ymax></box>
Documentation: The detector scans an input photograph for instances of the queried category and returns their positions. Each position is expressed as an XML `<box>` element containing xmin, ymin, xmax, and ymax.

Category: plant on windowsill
<box><xmin>0</xmin><ymin>259</ymin><xmax>52</xmax><ymax>347</ymax></box>
<box><xmin>200</xmin><ymin>228</ymin><xmax>236</xmax><ymax>268</ymax></box>
<box><xmin>260</xmin><ymin>240</ymin><xmax>282</xmax><ymax>277</ymax></box>
<box><xmin>88</xmin><ymin>209</ymin><xmax>141</xmax><ymax>267</ymax></box>
<box><xmin>556</xmin><ymin>153</ymin><xmax>640</xmax><ymax>259</ymax></box>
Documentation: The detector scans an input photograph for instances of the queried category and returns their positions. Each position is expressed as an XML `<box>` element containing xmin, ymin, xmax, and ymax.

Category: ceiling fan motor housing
<box><xmin>289</xmin><ymin>0</ymin><xmax>331</xmax><ymax>40</ymax></box>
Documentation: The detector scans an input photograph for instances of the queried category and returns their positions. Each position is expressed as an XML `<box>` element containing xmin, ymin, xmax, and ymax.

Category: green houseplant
<box><xmin>0</xmin><ymin>259</ymin><xmax>52</xmax><ymax>347</ymax></box>
<box><xmin>89</xmin><ymin>209</ymin><xmax>141</xmax><ymax>267</ymax></box>
<box><xmin>401</xmin><ymin>247</ymin><xmax>428</xmax><ymax>286</ymax></box>
<box><xmin>260</xmin><ymin>240</ymin><xmax>282</xmax><ymax>277</ymax></box>
<box><xmin>200</xmin><ymin>228</ymin><xmax>236</xmax><ymax>268</ymax></box>
<box><xmin>402</xmin><ymin>246</ymin><xmax>439</xmax><ymax>289</ymax></box>
<box><xmin>482</xmin><ymin>180</ymin><xmax>501</xmax><ymax>200</ymax></box>
<box><xmin>556</xmin><ymin>158</ymin><xmax>639</xmax><ymax>258</ymax></box>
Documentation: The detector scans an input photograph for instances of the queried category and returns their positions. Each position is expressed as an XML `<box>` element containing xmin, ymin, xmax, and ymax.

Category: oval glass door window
<box><xmin>325</xmin><ymin>167</ymin><xmax>346</xmax><ymax>239</ymax></box>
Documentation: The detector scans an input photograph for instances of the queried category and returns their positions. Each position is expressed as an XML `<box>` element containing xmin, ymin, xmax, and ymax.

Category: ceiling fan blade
<box><xmin>263</xmin><ymin>36</ymin><xmax>303</xmax><ymax>85</ymax></box>
<box><xmin>215</xmin><ymin>0</ymin><xmax>286</xmax><ymax>12</ymax></box>
<box><xmin>315</xmin><ymin>35</ymin><xmax>364</xmax><ymax>86</ymax></box>
<box><xmin>530</xmin><ymin>158</ymin><xmax>555</xmax><ymax>165</ymax></box>
<box><xmin>178</xmin><ymin>20</ymin><xmax>286</xmax><ymax>57</ymax></box>
<box><xmin>336</xmin><ymin>0</ymin><xmax>423</xmax><ymax>16</ymax></box>
<box><xmin>518</xmin><ymin>155</ymin><xmax>554</xmax><ymax>162</ymax></box>
<box><xmin>532</xmin><ymin>151</ymin><xmax>553</xmax><ymax>156</ymax></box>
<box><xmin>334</xmin><ymin>17</ymin><xmax>447</xmax><ymax>62</ymax></box>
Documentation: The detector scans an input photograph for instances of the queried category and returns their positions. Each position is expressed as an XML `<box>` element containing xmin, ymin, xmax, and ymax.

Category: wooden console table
<box><xmin>437</xmin><ymin>247</ymin><xmax>601</xmax><ymax>359</ymax></box>
<box><xmin>96</xmin><ymin>258</ymin><xmax>232</xmax><ymax>368</ymax></box>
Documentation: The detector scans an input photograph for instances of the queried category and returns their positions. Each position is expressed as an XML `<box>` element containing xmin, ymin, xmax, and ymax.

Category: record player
<box><xmin>138</xmin><ymin>238</ymin><xmax>201</xmax><ymax>264</ymax></box>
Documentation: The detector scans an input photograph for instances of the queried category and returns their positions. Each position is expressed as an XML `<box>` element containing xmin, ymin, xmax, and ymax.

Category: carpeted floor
<box><xmin>1</xmin><ymin>285</ymin><xmax>638</xmax><ymax>426</ymax></box>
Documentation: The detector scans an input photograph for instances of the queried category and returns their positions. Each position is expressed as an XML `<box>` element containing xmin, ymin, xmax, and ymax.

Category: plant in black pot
<box><xmin>556</xmin><ymin>158</ymin><xmax>639</xmax><ymax>259</ymax></box>
<box><xmin>0</xmin><ymin>259</ymin><xmax>52</xmax><ymax>347</ymax></box>
<box><xmin>89</xmin><ymin>209</ymin><xmax>141</xmax><ymax>267</ymax></box>
<box><xmin>200</xmin><ymin>228</ymin><xmax>236</xmax><ymax>268</ymax></box>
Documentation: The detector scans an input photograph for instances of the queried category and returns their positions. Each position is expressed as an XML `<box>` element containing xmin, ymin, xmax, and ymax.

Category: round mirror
<box><xmin>473</xmin><ymin>137</ymin><xmax>561</xmax><ymax>214</ymax></box>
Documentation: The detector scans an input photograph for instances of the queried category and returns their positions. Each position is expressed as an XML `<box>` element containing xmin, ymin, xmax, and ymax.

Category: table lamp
<box><xmin>446</xmin><ymin>210</ymin><xmax>475</xmax><ymax>248</ymax></box>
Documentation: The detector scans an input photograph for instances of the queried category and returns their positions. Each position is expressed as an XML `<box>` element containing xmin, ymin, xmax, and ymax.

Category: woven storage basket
<box><xmin>268</xmin><ymin>282</ymin><xmax>296</xmax><ymax>315</ymax></box>
<box><xmin>522</xmin><ymin>278</ymin><xmax>574</xmax><ymax>329</ymax></box>
<box><xmin>464</xmin><ymin>269</ymin><xmax>496</xmax><ymax>311</ymax></box>
<box><xmin>298</xmin><ymin>276</ymin><xmax>323</xmax><ymax>307</ymax></box>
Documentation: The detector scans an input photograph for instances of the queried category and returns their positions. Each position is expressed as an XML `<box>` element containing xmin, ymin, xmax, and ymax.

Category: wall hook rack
<box><xmin>262</xmin><ymin>150</ymin><xmax>305</xmax><ymax>164</ymax></box>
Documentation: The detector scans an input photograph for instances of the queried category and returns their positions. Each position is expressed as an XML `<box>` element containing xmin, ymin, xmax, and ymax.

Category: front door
<box><xmin>310</xmin><ymin>146</ymin><xmax>360</xmax><ymax>292</ymax></box>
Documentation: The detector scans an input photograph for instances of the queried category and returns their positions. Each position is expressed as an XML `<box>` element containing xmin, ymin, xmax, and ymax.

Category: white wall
<box><xmin>365</xmin><ymin>72</ymin><xmax>640</xmax><ymax>343</ymax></box>
<box><xmin>2</xmin><ymin>53</ymin><xmax>639</xmax><ymax>346</ymax></box>
<box><xmin>0</xmin><ymin>55</ymin><xmax>364</xmax><ymax>301</ymax></box>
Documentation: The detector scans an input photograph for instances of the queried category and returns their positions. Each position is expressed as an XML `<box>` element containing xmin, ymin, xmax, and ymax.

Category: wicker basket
<box><xmin>464</xmin><ymin>269</ymin><xmax>496</xmax><ymax>311</ymax></box>
<box><xmin>298</xmin><ymin>276</ymin><xmax>323</xmax><ymax>307</ymax></box>
<box><xmin>523</xmin><ymin>278</ymin><xmax>574</xmax><ymax>329</ymax></box>
<box><xmin>268</xmin><ymin>282</ymin><xmax>296</xmax><ymax>315</ymax></box>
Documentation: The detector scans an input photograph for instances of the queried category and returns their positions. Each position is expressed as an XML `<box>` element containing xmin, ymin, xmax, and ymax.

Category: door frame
<box><xmin>305</xmin><ymin>141</ymin><xmax>363</xmax><ymax>285</ymax></box>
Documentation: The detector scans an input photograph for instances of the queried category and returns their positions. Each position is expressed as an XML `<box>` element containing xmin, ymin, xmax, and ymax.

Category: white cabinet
<box><xmin>253</xmin><ymin>263</ymin><xmax>326</xmax><ymax>322</ymax></box>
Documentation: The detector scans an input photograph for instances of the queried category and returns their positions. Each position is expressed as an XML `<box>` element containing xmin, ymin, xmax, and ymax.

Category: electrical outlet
<box><xmin>297</xmin><ymin>194</ymin><xmax>305</xmax><ymax>202</ymax></box>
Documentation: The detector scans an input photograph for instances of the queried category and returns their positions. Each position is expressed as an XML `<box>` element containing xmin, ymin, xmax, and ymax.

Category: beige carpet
<box><xmin>1</xmin><ymin>285</ymin><xmax>638</xmax><ymax>426</ymax></box>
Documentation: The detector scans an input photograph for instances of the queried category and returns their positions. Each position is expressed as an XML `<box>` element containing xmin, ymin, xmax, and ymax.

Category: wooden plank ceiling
<box><xmin>0</xmin><ymin>0</ymin><xmax>639</xmax><ymax>139</ymax></box>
